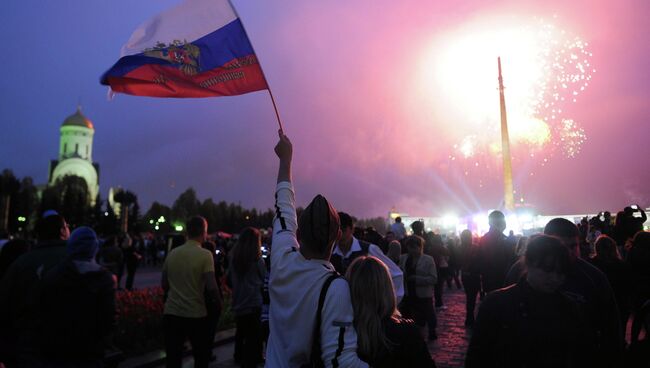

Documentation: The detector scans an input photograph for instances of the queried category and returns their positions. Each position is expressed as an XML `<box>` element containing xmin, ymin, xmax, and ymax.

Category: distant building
<box><xmin>48</xmin><ymin>107</ymin><xmax>100</xmax><ymax>205</ymax></box>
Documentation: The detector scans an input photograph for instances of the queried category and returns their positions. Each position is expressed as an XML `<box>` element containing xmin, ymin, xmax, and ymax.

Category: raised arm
<box><xmin>275</xmin><ymin>130</ymin><xmax>292</xmax><ymax>184</ymax></box>
<box><xmin>272</xmin><ymin>131</ymin><xmax>299</xmax><ymax>264</ymax></box>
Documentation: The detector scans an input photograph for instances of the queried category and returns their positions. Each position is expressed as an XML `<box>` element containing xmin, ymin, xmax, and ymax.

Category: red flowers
<box><xmin>113</xmin><ymin>287</ymin><xmax>234</xmax><ymax>356</ymax></box>
<box><xmin>114</xmin><ymin>287</ymin><xmax>165</xmax><ymax>355</ymax></box>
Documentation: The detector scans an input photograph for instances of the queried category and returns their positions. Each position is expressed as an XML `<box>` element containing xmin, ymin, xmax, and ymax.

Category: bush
<box><xmin>114</xmin><ymin>287</ymin><xmax>234</xmax><ymax>357</ymax></box>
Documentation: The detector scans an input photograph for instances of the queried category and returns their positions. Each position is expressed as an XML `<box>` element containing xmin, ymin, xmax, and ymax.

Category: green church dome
<box><xmin>62</xmin><ymin>107</ymin><xmax>94</xmax><ymax>129</ymax></box>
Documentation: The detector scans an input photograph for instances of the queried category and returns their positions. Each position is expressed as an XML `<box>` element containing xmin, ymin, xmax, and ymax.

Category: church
<box><xmin>47</xmin><ymin>107</ymin><xmax>100</xmax><ymax>205</ymax></box>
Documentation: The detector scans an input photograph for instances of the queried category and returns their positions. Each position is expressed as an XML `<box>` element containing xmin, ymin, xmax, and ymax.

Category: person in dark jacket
<box><xmin>347</xmin><ymin>255</ymin><xmax>436</xmax><ymax>368</ymax></box>
<box><xmin>626</xmin><ymin>231</ymin><xmax>650</xmax><ymax>344</ymax></box>
<box><xmin>466</xmin><ymin>235</ymin><xmax>589</xmax><ymax>368</ymax></box>
<box><xmin>40</xmin><ymin>226</ymin><xmax>116</xmax><ymax>367</ymax></box>
<box><xmin>623</xmin><ymin>300</ymin><xmax>650</xmax><ymax>368</ymax></box>
<box><xmin>0</xmin><ymin>239</ymin><xmax>31</xmax><ymax>280</ymax></box>
<box><xmin>504</xmin><ymin>218</ymin><xmax>623</xmax><ymax>367</ymax></box>
<box><xmin>0</xmin><ymin>211</ymin><xmax>69</xmax><ymax>367</ymax></box>
<box><xmin>459</xmin><ymin>230</ymin><xmax>481</xmax><ymax>326</ymax></box>
<box><xmin>590</xmin><ymin>235</ymin><xmax>631</xmax><ymax>336</ymax></box>
<box><xmin>119</xmin><ymin>233</ymin><xmax>141</xmax><ymax>290</ymax></box>
<box><xmin>97</xmin><ymin>235</ymin><xmax>123</xmax><ymax>280</ymax></box>
<box><xmin>478</xmin><ymin>211</ymin><xmax>515</xmax><ymax>293</ymax></box>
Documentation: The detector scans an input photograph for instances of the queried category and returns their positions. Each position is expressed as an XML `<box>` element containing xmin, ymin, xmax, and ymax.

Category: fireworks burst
<box><xmin>426</xmin><ymin>16</ymin><xmax>594</xmax><ymax>177</ymax></box>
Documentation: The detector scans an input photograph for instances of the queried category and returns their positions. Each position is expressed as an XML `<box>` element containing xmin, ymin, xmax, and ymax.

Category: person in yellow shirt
<box><xmin>162</xmin><ymin>216</ymin><xmax>220</xmax><ymax>368</ymax></box>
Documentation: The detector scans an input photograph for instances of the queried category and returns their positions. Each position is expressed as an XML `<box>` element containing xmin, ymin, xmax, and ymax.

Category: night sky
<box><xmin>1</xmin><ymin>0</ymin><xmax>649</xmax><ymax>218</ymax></box>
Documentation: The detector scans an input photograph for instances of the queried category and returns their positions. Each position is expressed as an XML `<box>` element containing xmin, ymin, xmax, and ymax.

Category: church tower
<box><xmin>48</xmin><ymin>107</ymin><xmax>100</xmax><ymax>204</ymax></box>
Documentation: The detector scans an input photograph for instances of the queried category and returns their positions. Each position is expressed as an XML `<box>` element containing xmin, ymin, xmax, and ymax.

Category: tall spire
<box><xmin>498</xmin><ymin>57</ymin><xmax>515</xmax><ymax>211</ymax></box>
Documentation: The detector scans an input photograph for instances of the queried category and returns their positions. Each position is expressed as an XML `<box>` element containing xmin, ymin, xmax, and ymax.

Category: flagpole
<box><xmin>228</xmin><ymin>0</ymin><xmax>284</xmax><ymax>133</ymax></box>
<box><xmin>267</xmin><ymin>89</ymin><xmax>284</xmax><ymax>133</ymax></box>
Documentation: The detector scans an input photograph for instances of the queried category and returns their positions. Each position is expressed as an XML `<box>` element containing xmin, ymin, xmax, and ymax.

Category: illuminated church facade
<box><xmin>47</xmin><ymin>107</ymin><xmax>100</xmax><ymax>205</ymax></box>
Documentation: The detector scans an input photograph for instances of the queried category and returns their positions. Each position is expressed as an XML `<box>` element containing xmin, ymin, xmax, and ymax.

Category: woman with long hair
<box><xmin>346</xmin><ymin>256</ymin><xmax>435</xmax><ymax>367</ymax></box>
<box><xmin>227</xmin><ymin>227</ymin><xmax>266</xmax><ymax>367</ymax></box>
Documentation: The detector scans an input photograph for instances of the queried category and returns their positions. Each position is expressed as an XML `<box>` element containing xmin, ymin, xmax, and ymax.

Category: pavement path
<box><xmin>165</xmin><ymin>287</ymin><xmax>473</xmax><ymax>368</ymax></box>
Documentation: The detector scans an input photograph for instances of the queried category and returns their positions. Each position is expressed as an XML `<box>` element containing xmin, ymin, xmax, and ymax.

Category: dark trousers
<box><xmin>125</xmin><ymin>261</ymin><xmax>137</xmax><ymax>290</ymax></box>
<box><xmin>234</xmin><ymin>309</ymin><xmax>263</xmax><ymax>368</ymax></box>
<box><xmin>427</xmin><ymin>300</ymin><xmax>438</xmax><ymax>338</ymax></box>
<box><xmin>434</xmin><ymin>268</ymin><xmax>448</xmax><ymax>307</ymax></box>
<box><xmin>205</xmin><ymin>303</ymin><xmax>222</xmax><ymax>353</ymax></box>
<box><xmin>462</xmin><ymin>274</ymin><xmax>481</xmax><ymax>324</ymax></box>
<box><xmin>446</xmin><ymin>267</ymin><xmax>462</xmax><ymax>289</ymax></box>
<box><xmin>163</xmin><ymin>314</ymin><xmax>210</xmax><ymax>368</ymax></box>
<box><xmin>400</xmin><ymin>296</ymin><xmax>436</xmax><ymax>338</ymax></box>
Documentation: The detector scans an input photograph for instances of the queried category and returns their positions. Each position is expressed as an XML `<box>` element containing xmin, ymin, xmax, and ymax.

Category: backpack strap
<box><xmin>308</xmin><ymin>272</ymin><xmax>341</xmax><ymax>367</ymax></box>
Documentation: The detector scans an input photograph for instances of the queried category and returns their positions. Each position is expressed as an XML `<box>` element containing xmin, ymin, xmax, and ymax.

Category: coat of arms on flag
<box><xmin>101</xmin><ymin>0</ymin><xmax>268</xmax><ymax>98</ymax></box>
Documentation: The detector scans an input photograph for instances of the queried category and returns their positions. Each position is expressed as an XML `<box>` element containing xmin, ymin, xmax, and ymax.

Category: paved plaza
<box><xmin>158</xmin><ymin>286</ymin><xmax>472</xmax><ymax>368</ymax></box>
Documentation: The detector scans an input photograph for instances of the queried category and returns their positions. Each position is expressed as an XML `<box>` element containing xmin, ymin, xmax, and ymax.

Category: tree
<box><xmin>0</xmin><ymin>169</ymin><xmax>20</xmax><ymax>233</ymax></box>
<box><xmin>144</xmin><ymin>201</ymin><xmax>172</xmax><ymax>234</ymax></box>
<box><xmin>91</xmin><ymin>193</ymin><xmax>104</xmax><ymax>229</ymax></box>
<box><xmin>57</xmin><ymin>175</ymin><xmax>92</xmax><ymax>229</ymax></box>
<box><xmin>129</xmin><ymin>200</ymin><xmax>142</xmax><ymax>233</ymax></box>
<box><xmin>39</xmin><ymin>185</ymin><xmax>61</xmax><ymax>214</ymax></box>
<box><xmin>11</xmin><ymin>177</ymin><xmax>39</xmax><ymax>235</ymax></box>
<box><xmin>199</xmin><ymin>198</ymin><xmax>219</xmax><ymax>233</ymax></box>
<box><xmin>97</xmin><ymin>201</ymin><xmax>119</xmax><ymax>236</ymax></box>
<box><xmin>39</xmin><ymin>175</ymin><xmax>91</xmax><ymax>230</ymax></box>
<box><xmin>113</xmin><ymin>189</ymin><xmax>137</xmax><ymax>233</ymax></box>
<box><xmin>171</xmin><ymin>188</ymin><xmax>200</xmax><ymax>226</ymax></box>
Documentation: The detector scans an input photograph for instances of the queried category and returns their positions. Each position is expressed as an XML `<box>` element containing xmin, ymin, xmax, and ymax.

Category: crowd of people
<box><xmin>0</xmin><ymin>131</ymin><xmax>648</xmax><ymax>368</ymax></box>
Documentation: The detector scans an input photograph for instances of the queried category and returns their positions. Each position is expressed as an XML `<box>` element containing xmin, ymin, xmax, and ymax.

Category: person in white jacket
<box><xmin>331</xmin><ymin>212</ymin><xmax>404</xmax><ymax>303</ymax></box>
<box><xmin>266</xmin><ymin>131</ymin><xmax>368</xmax><ymax>368</ymax></box>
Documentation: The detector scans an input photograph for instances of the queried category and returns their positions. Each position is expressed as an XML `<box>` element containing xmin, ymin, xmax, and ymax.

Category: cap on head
<box><xmin>298</xmin><ymin>194</ymin><xmax>340</xmax><ymax>255</ymax></box>
<box><xmin>42</xmin><ymin>209</ymin><xmax>59</xmax><ymax>218</ymax></box>
<box><xmin>67</xmin><ymin>226</ymin><xmax>99</xmax><ymax>261</ymax></box>
<box><xmin>36</xmin><ymin>213</ymin><xmax>67</xmax><ymax>241</ymax></box>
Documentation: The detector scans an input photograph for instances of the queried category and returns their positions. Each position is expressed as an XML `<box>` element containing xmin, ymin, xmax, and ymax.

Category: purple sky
<box><xmin>1</xmin><ymin>0</ymin><xmax>649</xmax><ymax>218</ymax></box>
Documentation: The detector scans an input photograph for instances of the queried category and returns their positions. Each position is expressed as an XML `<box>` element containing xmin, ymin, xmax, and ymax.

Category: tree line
<box><xmin>0</xmin><ymin>169</ymin><xmax>277</xmax><ymax>237</ymax></box>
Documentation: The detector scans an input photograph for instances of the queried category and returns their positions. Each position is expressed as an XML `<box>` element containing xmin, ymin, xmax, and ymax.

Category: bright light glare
<box><xmin>419</xmin><ymin>16</ymin><xmax>551</xmax><ymax>149</ymax></box>
<box><xmin>443</xmin><ymin>215</ymin><xmax>459</xmax><ymax>227</ymax></box>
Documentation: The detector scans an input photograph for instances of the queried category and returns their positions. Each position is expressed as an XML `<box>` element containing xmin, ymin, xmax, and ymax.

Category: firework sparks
<box><xmin>426</xmin><ymin>15</ymin><xmax>594</xmax><ymax>179</ymax></box>
<box><xmin>558</xmin><ymin>119</ymin><xmax>587</xmax><ymax>157</ymax></box>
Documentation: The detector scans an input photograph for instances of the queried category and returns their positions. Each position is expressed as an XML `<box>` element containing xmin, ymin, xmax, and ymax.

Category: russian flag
<box><xmin>101</xmin><ymin>0</ymin><xmax>268</xmax><ymax>98</ymax></box>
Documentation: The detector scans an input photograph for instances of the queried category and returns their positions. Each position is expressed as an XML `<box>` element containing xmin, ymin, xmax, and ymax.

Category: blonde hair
<box><xmin>346</xmin><ymin>256</ymin><xmax>400</xmax><ymax>361</ymax></box>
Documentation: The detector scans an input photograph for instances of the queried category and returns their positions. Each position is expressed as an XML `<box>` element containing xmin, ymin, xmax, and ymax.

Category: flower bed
<box><xmin>114</xmin><ymin>286</ymin><xmax>234</xmax><ymax>356</ymax></box>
